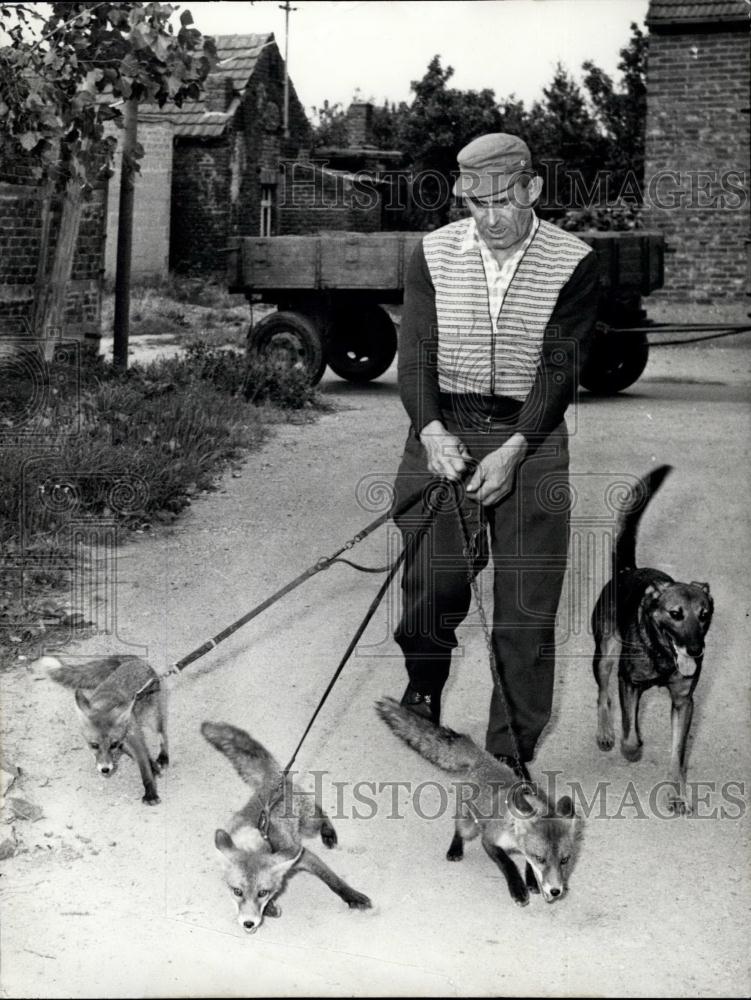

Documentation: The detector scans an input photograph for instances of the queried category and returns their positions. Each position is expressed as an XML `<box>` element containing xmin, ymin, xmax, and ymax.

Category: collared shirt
<box><xmin>460</xmin><ymin>214</ymin><xmax>540</xmax><ymax>336</ymax></box>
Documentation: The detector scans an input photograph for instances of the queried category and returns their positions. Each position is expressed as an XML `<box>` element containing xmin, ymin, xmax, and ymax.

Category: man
<box><xmin>393</xmin><ymin>133</ymin><xmax>599</xmax><ymax>777</ymax></box>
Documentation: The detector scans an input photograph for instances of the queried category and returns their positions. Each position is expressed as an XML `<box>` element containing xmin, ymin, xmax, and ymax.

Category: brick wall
<box><xmin>0</xmin><ymin>175</ymin><xmax>106</xmax><ymax>345</ymax></box>
<box><xmin>278</xmin><ymin>163</ymin><xmax>383</xmax><ymax>234</ymax></box>
<box><xmin>105</xmin><ymin>119</ymin><xmax>173</xmax><ymax>281</ymax></box>
<box><xmin>170</xmin><ymin>138</ymin><xmax>232</xmax><ymax>272</ymax></box>
<box><xmin>644</xmin><ymin>26</ymin><xmax>750</xmax><ymax>303</ymax></box>
<box><xmin>170</xmin><ymin>44</ymin><xmax>311</xmax><ymax>273</ymax></box>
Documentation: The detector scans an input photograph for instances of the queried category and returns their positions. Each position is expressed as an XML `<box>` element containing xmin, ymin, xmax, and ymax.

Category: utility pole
<box><xmin>279</xmin><ymin>0</ymin><xmax>296</xmax><ymax>139</ymax></box>
<box><xmin>113</xmin><ymin>98</ymin><xmax>138</xmax><ymax>373</ymax></box>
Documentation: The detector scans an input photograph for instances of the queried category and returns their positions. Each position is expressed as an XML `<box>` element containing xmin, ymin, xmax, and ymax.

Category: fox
<box><xmin>201</xmin><ymin>721</ymin><xmax>372</xmax><ymax>934</ymax></box>
<box><xmin>42</xmin><ymin>654</ymin><xmax>168</xmax><ymax>805</ymax></box>
<box><xmin>376</xmin><ymin>697</ymin><xmax>582</xmax><ymax>906</ymax></box>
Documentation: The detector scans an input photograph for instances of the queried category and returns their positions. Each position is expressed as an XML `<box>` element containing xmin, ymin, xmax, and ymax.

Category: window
<box><xmin>260</xmin><ymin>184</ymin><xmax>274</xmax><ymax>236</ymax></box>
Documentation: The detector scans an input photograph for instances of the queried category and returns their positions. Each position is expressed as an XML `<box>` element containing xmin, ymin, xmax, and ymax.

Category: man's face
<box><xmin>465</xmin><ymin>176</ymin><xmax>538</xmax><ymax>252</ymax></box>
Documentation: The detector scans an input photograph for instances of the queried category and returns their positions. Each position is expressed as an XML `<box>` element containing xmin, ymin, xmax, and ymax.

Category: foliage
<box><xmin>0</xmin><ymin>1</ymin><xmax>217</xmax><ymax>183</ymax></box>
<box><xmin>310</xmin><ymin>98</ymin><xmax>349</xmax><ymax>148</ymax></box>
<box><xmin>582</xmin><ymin>22</ymin><xmax>648</xmax><ymax>191</ymax></box>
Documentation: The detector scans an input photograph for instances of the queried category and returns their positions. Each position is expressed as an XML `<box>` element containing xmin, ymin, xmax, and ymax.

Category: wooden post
<box><xmin>38</xmin><ymin>176</ymin><xmax>83</xmax><ymax>360</ymax></box>
<box><xmin>113</xmin><ymin>99</ymin><xmax>138</xmax><ymax>373</ymax></box>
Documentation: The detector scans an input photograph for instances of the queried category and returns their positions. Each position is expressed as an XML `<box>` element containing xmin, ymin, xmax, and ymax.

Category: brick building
<box><xmin>104</xmin><ymin>117</ymin><xmax>174</xmax><ymax>282</ymax></box>
<box><xmin>153</xmin><ymin>33</ymin><xmax>310</xmax><ymax>273</ymax></box>
<box><xmin>644</xmin><ymin>0</ymin><xmax>750</xmax><ymax>303</ymax></box>
<box><xmin>0</xmin><ymin>151</ymin><xmax>106</xmax><ymax>346</ymax></box>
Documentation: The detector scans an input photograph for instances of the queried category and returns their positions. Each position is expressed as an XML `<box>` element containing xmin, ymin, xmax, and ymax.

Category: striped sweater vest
<box><xmin>423</xmin><ymin>218</ymin><xmax>593</xmax><ymax>400</ymax></box>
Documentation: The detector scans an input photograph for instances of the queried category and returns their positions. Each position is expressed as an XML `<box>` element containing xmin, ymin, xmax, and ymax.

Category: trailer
<box><xmin>227</xmin><ymin>229</ymin><xmax>665</xmax><ymax>395</ymax></box>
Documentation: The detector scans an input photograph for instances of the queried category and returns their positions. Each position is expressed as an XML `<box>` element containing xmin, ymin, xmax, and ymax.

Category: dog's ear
<box><xmin>691</xmin><ymin>581</ymin><xmax>711</xmax><ymax>595</ymax></box>
<box><xmin>643</xmin><ymin>579</ymin><xmax>671</xmax><ymax>604</ymax></box>
<box><xmin>556</xmin><ymin>795</ymin><xmax>576</xmax><ymax>818</ymax></box>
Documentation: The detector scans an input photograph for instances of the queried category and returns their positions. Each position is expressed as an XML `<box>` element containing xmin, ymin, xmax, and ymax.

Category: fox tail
<box><xmin>42</xmin><ymin>655</ymin><xmax>123</xmax><ymax>690</ymax></box>
<box><xmin>201</xmin><ymin>721</ymin><xmax>282</xmax><ymax>791</ymax></box>
<box><xmin>375</xmin><ymin>697</ymin><xmax>483</xmax><ymax>773</ymax></box>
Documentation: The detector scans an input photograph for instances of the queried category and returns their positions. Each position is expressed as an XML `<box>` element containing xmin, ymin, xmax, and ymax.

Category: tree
<box><xmin>0</xmin><ymin>1</ymin><xmax>216</xmax><ymax>359</ymax></box>
<box><xmin>309</xmin><ymin>99</ymin><xmax>349</xmax><ymax>148</ymax></box>
<box><xmin>397</xmin><ymin>55</ymin><xmax>503</xmax><ymax>227</ymax></box>
<box><xmin>583</xmin><ymin>22</ymin><xmax>648</xmax><ymax>197</ymax></box>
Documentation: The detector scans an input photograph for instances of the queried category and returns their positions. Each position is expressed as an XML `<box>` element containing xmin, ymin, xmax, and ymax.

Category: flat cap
<box><xmin>453</xmin><ymin>133</ymin><xmax>532</xmax><ymax>199</ymax></box>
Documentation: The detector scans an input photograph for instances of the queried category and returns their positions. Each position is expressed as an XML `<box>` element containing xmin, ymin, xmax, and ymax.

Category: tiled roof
<box><xmin>151</xmin><ymin>33</ymin><xmax>274</xmax><ymax>138</ymax></box>
<box><xmin>646</xmin><ymin>0</ymin><xmax>750</xmax><ymax>26</ymax></box>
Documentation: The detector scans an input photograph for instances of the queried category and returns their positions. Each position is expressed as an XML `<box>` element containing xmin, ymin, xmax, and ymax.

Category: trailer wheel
<box><xmin>248</xmin><ymin>310</ymin><xmax>326</xmax><ymax>385</ymax></box>
<box><xmin>328</xmin><ymin>305</ymin><xmax>397</xmax><ymax>383</ymax></box>
<box><xmin>580</xmin><ymin>325</ymin><xmax>649</xmax><ymax>395</ymax></box>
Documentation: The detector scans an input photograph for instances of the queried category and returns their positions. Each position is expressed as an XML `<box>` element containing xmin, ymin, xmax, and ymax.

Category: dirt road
<box><xmin>2</xmin><ymin>333</ymin><xmax>750</xmax><ymax>997</ymax></box>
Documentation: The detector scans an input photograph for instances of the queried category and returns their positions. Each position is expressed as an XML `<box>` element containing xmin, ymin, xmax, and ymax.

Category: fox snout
<box><xmin>240</xmin><ymin>914</ymin><xmax>260</xmax><ymax>934</ymax></box>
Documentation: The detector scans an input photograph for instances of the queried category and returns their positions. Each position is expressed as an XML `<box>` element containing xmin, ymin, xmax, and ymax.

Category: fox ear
<box><xmin>111</xmin><ymin>698</ymin><xmax>136</xmax><ymax>730</ymax></box>
<box><xmin>74</xmin><ymin>687</ymin><xmax>91</xmax><ymax>714</ymax></box>
<box><xmin>691</xmin><ymin>581</ymin><xmax>711</xmax><ymax>595</ymax></box>
<box><xmin>214</xmin><ymin>829</ymin><xmax>236</xmax><ymax>858</ymax></box>
<box><xmin>509</xmin><ymin>783</ymin><xmax>537</xmax><ymax>817</ymax></box>
<box><xmin>270</xmin><ymin>847</ymin><xmax>302</xmax><ymax>877</ymax></box>
<box><xmin>556</xmin><ymin>795</ymin><xmax>576</xmax><ymax>818</ymax></box>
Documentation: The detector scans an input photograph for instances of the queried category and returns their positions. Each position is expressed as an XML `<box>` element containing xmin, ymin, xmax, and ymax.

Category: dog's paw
<box><xmin>512</xmin><ymin>891</ymin><xmax>530</xmax><ymax>907</ymax></box>
<box><xmin>346</xmin><ymin>891</ymin><xmax>372</xmax><ymax>910</ymax></box>
<box><xmin>446</xmin><ymin>847</ymin><xmax>464</xmax><ymax>862</ymax></box>
<box><xmin>156</xmin><ymin>750</ymin><xmax>170</xmax><ymax>769</ymax></box>
<box><xmin>149</xmin><ymin>757</ymin><xmax>163</xmax><ymax>776</ymax></box>
<box><xmin>142</xmin><ymin>791</ymin><xmax>161</xmax><ymax>806</ymax></box>
<box><xmin>620</xmin><ymin>740</ymin><xmax>642</xmax><ymax>762</ymax></box>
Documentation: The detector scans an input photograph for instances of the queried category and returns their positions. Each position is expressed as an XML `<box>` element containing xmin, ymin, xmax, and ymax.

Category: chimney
<box><xmin>346</xmin><ymin>102</ymin><xmax>374</xmax><ymax>148</ymax></box>
<box><xmin>205</xmin><ymin>74</ymin><xmax>234</xmax><ymax>112</ymax></box>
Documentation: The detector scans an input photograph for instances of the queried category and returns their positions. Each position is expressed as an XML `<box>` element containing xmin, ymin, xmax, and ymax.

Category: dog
<box><xmin>376</xmin><ymin>698</ymin><xmax>582</xmax><ymax>905</ymax></box>
<box><xmin>201</xmin><ymin>721</ymin><xmax>372</xmax><ymax>933</ymax></box>
<box><xmin>43</xmin><ymin>655</ymin><xmax>168</xmax><ymax>805</ymax></box>
<box><xmin>592</xmin><ymin>465</ymin><xmax>714</xmax><ymax>813</ymax></box>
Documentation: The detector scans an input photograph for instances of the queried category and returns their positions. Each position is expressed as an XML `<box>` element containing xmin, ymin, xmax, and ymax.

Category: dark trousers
<box><xmin>392</xmin><ymin>411</ymin><xmax>570</xmax><ymax>761</ymax></box>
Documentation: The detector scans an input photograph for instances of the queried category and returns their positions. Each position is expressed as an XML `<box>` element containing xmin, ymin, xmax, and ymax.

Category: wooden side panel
<box><xmin>240</xmin><ymin>236</ymin><xmax>320</xmax><ymax>289</ymax></box>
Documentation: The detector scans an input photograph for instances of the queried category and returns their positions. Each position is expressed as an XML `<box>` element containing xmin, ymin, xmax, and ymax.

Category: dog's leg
<box><xmin>594</xmin><ymin>629</ymin><xmax>620</xmax><ymax>751</ymax></box>
<box><xmin>295</xmin><ymin>848</ymin><xmax>371</xmax><ymax>909</ymax></box>
<box><xmin>619</xmin><ymin>674</ymin><xmax>643</xmax><ymax>762</ymax></box>
<box><xmin>667</xmin><ymin>685</ymin><xmax>694</xmax><ymax>815</ymax></box>
<box><xmin>481</xmin><ymin>838</ymin><xmax>529</xmax><ymax>906</ymax></box>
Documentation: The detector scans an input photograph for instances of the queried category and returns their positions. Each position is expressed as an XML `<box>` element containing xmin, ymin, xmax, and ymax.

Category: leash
<box><xmin>256</xmin><ymin>493</ymin><xmax>442</xmax><ymax>836</ymax></box>
<box><xmin>135</xmin><ymin>483</ymin><xmax>429</xmax><ymax>700</ymax></box>
<box><xmin>451</xmin><ymin>481</ymin><xmax>527</xmax><ymax>777</ymax></box>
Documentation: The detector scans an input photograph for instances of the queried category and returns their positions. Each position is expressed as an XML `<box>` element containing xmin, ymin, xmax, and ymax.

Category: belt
<box><xmin>439</xmin><ymin>391</ymin><xmax>523</xmax><ymax>428</ymax></box>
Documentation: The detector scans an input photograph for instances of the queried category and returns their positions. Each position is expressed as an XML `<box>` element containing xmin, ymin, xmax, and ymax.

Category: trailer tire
<box><xmin>328</xmin><ymin>305</ymin><xmax>397</xmax><ymax>383</ymax></box>
<box><xmin>248</xmin><ymin>310</ymin><xmax>327</xmax><ymax>385</ymax></box>
<box><xmin>580</xmin><ymin>325</ymin><xmax>649</xmax><ymax>395</ymax></box>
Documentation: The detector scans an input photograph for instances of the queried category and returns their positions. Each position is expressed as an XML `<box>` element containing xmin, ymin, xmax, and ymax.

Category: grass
<box><xmin>101</xmin><ymin>274</ymin><xmax>271</xmax><ymax>349</ymax></box>
<box><xmin>0</xmin><ymin>344</ymin><xmax>331</xmax><ymax>665</ymax></box>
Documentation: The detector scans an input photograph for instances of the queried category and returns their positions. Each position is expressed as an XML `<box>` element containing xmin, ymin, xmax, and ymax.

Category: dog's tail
<box><xmin>615</xmin><ymin>465</ymin><xmax>672</xmax><ymax>573</ymax></box>
<box><xmin>201</xmin><ymin>721</ymin><xmax>282</xmax><ymax>791</ymax></box>
<box><xmin>376</xmin><ymin>697</ymin><xmax>484</xmax><ymax>773</ymax></box>
<box><xmin>42</xmin><ymin>655</ymin><xmax>123</xmax><ymax>690</ymax></box>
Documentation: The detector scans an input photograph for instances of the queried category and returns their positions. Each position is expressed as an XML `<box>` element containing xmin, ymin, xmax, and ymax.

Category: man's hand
<box><xmin>465</xmin><ymin>433</ymin><xmax>528</xmax><ymax>506</ymax></box>
<box><xmin>419</xmin><ymin>420</ymin><xmax>471</xmax><ymax>481</ymax></box>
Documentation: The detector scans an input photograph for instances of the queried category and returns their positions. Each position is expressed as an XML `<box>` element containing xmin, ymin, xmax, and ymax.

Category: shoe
<box><xmin>400</xmin><ymin>683</ymin><xmax>440</xmax><ymax>725</ymax></box>
<box><xmin>493</xmin><ymin>754</ymin><xmax>531</xmax><ymax>782</ymax></box>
